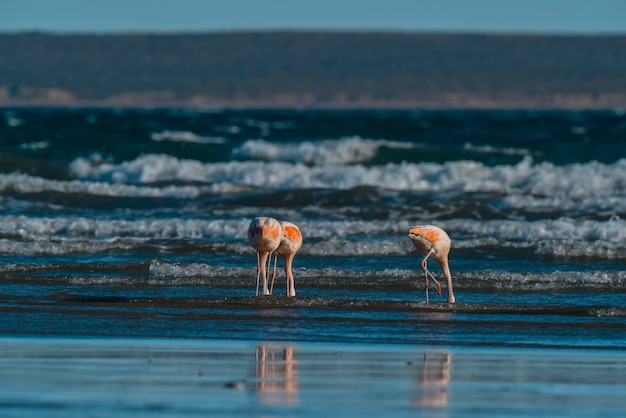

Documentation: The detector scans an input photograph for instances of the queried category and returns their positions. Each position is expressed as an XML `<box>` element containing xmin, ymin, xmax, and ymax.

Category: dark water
<box><xmin>1</xmin><ymin>107</ymin><xmax>626</xmax><ymax>349</ymax></box>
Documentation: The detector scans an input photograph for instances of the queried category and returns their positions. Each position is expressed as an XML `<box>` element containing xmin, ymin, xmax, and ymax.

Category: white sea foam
<box><xmin>68</xmin><ymin>153</ymin><xmax>626</xmax><ymax>204</ymax></box>
<box><xmin>0</xmin><ymin>215</ymin><xmax>250</xmax><ymax>241</ymax></box>
<box><xmin>296</xmin><ymin>217</ymin><xmax>626</xmax><ymax>259</ymax></box>
<box><xmin>232</xmin><ymin>137</ymin><xmax>412</xmax><ymax>165</ymax></box>
<box><xmin>145</xmin><ymin>259</ymin><xmax>626</xmax><ymax>291</ymax></box>
<box><xmin>0</xmin><ymin>256</ymin><xmax>623</xmax><ymax>292</ymax></box>
<box><xmin>234</xmin><ymin>137</ymin><xmax>532</xmax><ymax>166</ymax></box>
<box><xmin>150</xmin><ymin>130</ymin><xmax>225</xmax><ymax>144</ymax></box>
<box><xmin>19</xmin><ymin>141</ymin><xmax>50</xmax><ymax>151</ymax></box>
<box><xmin>3</xmin><ymin>111</ymin><xmax>24</xmax><ymax>127</ymax></box>
<box><xmin>300</xmin><ymin>217</ymin><xmax>626</xmax><ymax>259</ymax></box>
<box><xmin>2</xmin><ymin>214</ymin><xmax>625</xmax><ymax>259</ymax></box>
<box><xmin>463</xmin><ymin>142</ymin><xmax>531</xmax><ymax>157</ymax></box>
<box><xmin>238</xmin><ymin>117</ymin><xmax>297</xmax><ymax>135</ymax></box>
<box><xmin>0</xmin><ymin>172</ymin><xmax>240</xmax><ymax>198</ymax></box>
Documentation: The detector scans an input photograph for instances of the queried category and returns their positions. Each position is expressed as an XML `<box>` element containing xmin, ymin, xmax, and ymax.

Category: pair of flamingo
<box><xmin>247</xmin><ymin>217</ymin><xmax>303</xmax><ymax>297</ymax></box>
<box><xmin>249</xmin><ymin>218</ymin><xmax>455</xmax><ymax>303</ymax></box>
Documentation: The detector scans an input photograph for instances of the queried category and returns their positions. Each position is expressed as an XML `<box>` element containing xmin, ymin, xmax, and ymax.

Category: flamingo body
<box><xmin>408</xmin><ymin>225</ymin><xmax>456</xmax><ymax>303</ymax></box>
<box><xmin>276</xmin><ymin>221</ymin><xmax>302</xmax><ymax>297</ymax></box>
<box><xmin>248</xmin><ymin>217</ymin><xmax>282</xmax><ymax>295</ymax></box>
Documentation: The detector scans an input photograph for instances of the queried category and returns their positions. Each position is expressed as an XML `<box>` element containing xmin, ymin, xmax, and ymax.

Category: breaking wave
<box><xmin>66</xmin><ymin>153</ymin><xmax>626</xmax><ymax>202</ymax></box>
<box><xmin>150</xmin><ymin>130</ymin><xmax>226</xmax><ymax>144</ymax></box>
<box><xmin>1</xmin><ymin>215</ymin><xmax>625</xmax><ymax>259</ymax></box>
<box><xmin>232</xmin><ymin>137</ymin><xmax>412</xmax><ymax>165</ymax></box>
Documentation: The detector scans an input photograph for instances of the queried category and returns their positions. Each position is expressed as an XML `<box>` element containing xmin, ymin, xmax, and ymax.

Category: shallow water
<box><xmin>1</xmin><ymin>253</ymin><xmax>625</xmax><ymax>349</ymax></box>
<box><xmin>1</xmin><ymin>338</ymin><xmax>625</xmax><ymax>417</ymax></box>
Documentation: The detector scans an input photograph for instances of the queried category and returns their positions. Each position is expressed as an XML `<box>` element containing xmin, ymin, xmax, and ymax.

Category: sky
<box><xmin>2</xmin><ymin>0</ymin><xmax>626</xmax><ymax>34</ymax></box>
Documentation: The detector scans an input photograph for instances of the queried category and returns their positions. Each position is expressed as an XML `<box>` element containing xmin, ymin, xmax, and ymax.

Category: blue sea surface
<box><xmin>1</xmin><ymin>107</ymin><xmax>626</xmax><ymax>415</ymax></box>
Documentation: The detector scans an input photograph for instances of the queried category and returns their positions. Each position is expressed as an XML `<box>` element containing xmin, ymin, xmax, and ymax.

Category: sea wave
<box><xmin>462</xmin><ymin>142</ymin><xmax>531</xmax><ymax>157</ymax></box>
<box><xmin>1</xmin><ymin>257</ymin><xmax>623</xmax><ymax>294</ymax></box>
<box><xmin>0</xmin><ymin>215</ymin><xmax>249</xmax><ymax>241</ymax></box>
<box><xmin>2</xmin><ymin>214</ymin><xmax>623</xmax><ymax>243</ymax></box>
<box><xmin>147</xmin><ymin>259</ymin><xmax>626</xmax><ymax>291</ymax></box>
<box><xmin>232</xmin><ymin>136</ymin><xmax>412</xmax><ymax>165</ymax></box>
<box><xmin>3</xmin><ymin>257</ymin><xmax>612</xmax><ymax>294</ymax></box>
<box><xmin>0</xmin><ymin>172</ymin><xmax>247</xmax><ymax>198</ymax></box>
<box><xmin>1</xmin><ymin>214</ymin><xmax>625</xmax><ymax>259</ymax></box>
<box><xmin>233</xmin><ymin>138</ymin><xmax>534</xmax><ymax>166</ymax></box>
<box><xmin>150</xmin><ymin>130</ymin><xmax>226</xmax><ymax>144</ymax></box>
<box><xmin>67</xmin><ymin>154</ymin><xmax>626</xmax><ymax>203</ymax></box>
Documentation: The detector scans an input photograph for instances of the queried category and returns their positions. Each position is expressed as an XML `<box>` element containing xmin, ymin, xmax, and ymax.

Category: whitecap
<box><xmin>2</xmin><ymin>211</ymin><xmax>626</xmax><ymax>261</ymax></box>
<box><xmin>0</xmin><ymin>215</ymin><xmax>251</xmax><ymax>241</ymax></box>
<box><xmin>232</xmin><ymin>136</ymin><xmax>412</xmax><ymax>166</ymax></box>
<box><xmin>68</xmin><ymin>153</ymin><xmax>498</xmax><ymax>191</ymax></box>
<box><xmin>0</xmin><ymin>172</ymin><xmax>243</xmax><ymax>198</ymax></box>
<box><xmin>445</xmin><ymin>217</ymin><xmax>626</xmax><ymax>259</ymax></box>
<box><xmin>145</xmin><ymin>259</ymin><xmax>626</xmax><ymax>292</ymax></box>
<box><xmin>19</xmin><ymin>141</ymin><xmax>50</xmax><ymax>151</ymax></box>
<box><xmin>61</xmin><ymin>152</ymin><xmax>626</xmax><ymax>218</ymax></box>
<box><xmin>150</xmin><ymin>130</ymin><xmax>225</xmax><ymax>144</ymax></box>
<box><xmin>4</xmin><ymin>112</ymin><xmax>24</xmax><ymax>127</ymax></box>
<box><xmin>463</xmin><ymin>142</ymin><xmax>531</xmax><ymax>157</ymax></box>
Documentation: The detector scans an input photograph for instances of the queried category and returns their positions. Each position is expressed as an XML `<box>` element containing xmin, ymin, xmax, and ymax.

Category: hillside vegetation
<box><xmin>1</xmin><ymin>31</ymin><xmax>625</xmax><ymax>108</ymax></box>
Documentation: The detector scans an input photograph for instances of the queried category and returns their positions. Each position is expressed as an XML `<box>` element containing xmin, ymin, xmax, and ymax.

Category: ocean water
<box><xmin>1</xmin><ymin>107</ymin><xmax>626</xmax><ymax>415</ymax></box>
<box><xmin>1</xmin><ymin>107</ymin><xmax>626</xmax><ymax>345</ymax></box>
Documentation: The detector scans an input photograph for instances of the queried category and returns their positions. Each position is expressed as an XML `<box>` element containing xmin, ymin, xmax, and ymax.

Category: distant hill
<box><xmin>1</xmin><ymin>31</ymin><xmax>626</xmax><ymax>109</ymax></box>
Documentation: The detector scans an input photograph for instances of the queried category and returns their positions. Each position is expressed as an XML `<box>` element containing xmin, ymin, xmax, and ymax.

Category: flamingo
<box><xmin>272</xmin><ymin>221</ymin><xmax>303</xmax><ymax>297</ymax></box>
<box><xmin>248</xmin><ymin>217</ymin><xmax>282</xmax><ymax>296</ymax></box>
<box><xmin>408</xmin><ymin>225</ymin><xmax>456</xmax><ymax>303</ymax></box>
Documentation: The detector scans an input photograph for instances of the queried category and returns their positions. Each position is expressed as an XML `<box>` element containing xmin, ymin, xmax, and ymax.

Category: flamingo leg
<box><xmin>426</xmin><ymin>270</ymin><xmax>443</xmax><ymax>296</ymax></box>
<box><xmin>284</xmin><ymin>254</ymin><xmax>296</xmax><ymax>297</ymax></box>
<box><xmin>269</xmin><ymin>253</ymin><xmax>278</xmax><ymax>295</ymax></box>
<box><xmin>262</xmin><ymin>251</ymin><xmax>274</xmax><ymax>295</ymax></box>
<box><xmin>421</xmin><ymin>249</ymin><xmax>442</xmax><ymax>301</ymax></box>
<box><xmin>255</xmin><ymin>252</ymin><xmax>261</xmax><ymax>296</ymax></box>
<box><xmin>421</xmin><ymin>250</ymin><xmax>433</xmax><ymax>302</ymax></box>
<box><xmin>423</xmin><ymin>259</ymin><xmax>429</xmax><ymax>303</ymax></box>
<box><xmin>257</xmin><ymin>251</ymin><xmax>271</xmax><ymax>295</ymax></box>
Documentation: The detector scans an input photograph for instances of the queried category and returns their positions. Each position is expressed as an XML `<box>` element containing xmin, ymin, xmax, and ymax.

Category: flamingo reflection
<box><xmin>255</xmin><ymin>345</ymin><xmax>299</xmax><ymax>406</ymax></box>
<box><xmin>412</xmin><ymin>350</ymin><xmax>451</xmax><ymax>408</ymax></box>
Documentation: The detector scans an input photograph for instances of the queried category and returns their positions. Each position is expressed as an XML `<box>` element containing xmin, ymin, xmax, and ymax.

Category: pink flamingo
<box><xmin>408</xmin><ymin>225</ymin><xmax>456</xmax><ymax>303</ymax></box>
<box><xmin>248</xmin><ymin>217</ymin><xmax>282</xmax><ymax>295</ymax></box>
<box><xmin>272</xmin><ymin>221</ymin><xmax>303</xmax><ymax>297</ymax></box>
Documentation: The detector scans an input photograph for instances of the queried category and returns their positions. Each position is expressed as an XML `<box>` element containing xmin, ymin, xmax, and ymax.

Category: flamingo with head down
<box><xmin>408</xmin><ymin>225</ymin><xmax>456</xmax><ymax>304</ymax></box>
<box><xmin>273</xmin><ymin>221</ymin><xmax>303</xmax><ymax>297</ymax></box>
<box><xmin>248</xmin><ymin>217</ymin><xmax>282</xmax><ymax>296</ymax></box>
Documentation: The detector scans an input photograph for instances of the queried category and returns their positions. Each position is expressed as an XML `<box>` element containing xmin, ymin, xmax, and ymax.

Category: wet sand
<box><xmin>0</xmin><ymin>337</ymin><xmax>624</xmax><ymax>417</ymax></box>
